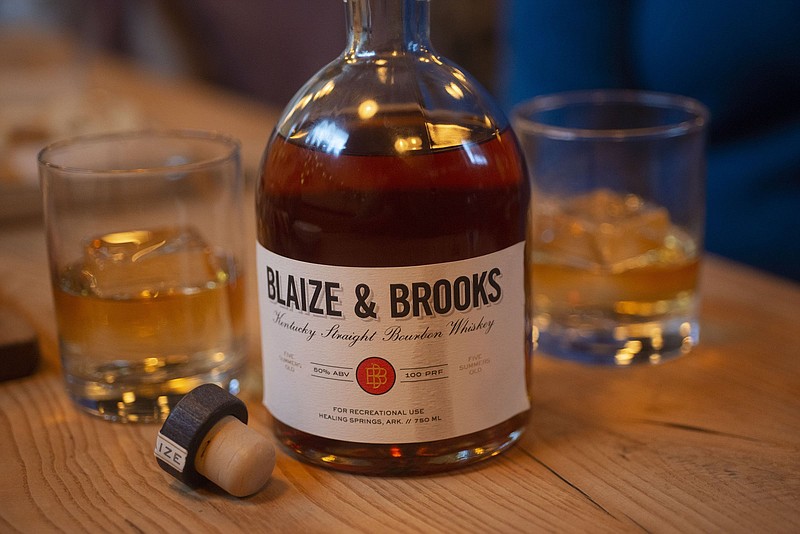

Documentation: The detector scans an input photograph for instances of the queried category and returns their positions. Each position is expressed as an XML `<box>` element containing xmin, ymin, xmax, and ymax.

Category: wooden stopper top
<box><xmin>155</xmin><ymin>384</ymin><xmax>275</xmax><ymax>497</ymax></box>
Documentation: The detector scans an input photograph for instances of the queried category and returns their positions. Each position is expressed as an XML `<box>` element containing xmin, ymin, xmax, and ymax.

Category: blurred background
<box><xmin>0</xmin><ymin>0</ymin><xmax>500</xmax><ymax>107</ymax></box>
<box><xmin>1</xmin><ymin>0</ymin><xmax>798</xmax><ymax>281</ymax></box>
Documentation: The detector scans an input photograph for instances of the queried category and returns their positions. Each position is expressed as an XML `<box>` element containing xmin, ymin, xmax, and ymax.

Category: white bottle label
<box><xmin>256</xmin><ymin>242</ymin><xmax>530</xmax><ymax>444</ymax></box>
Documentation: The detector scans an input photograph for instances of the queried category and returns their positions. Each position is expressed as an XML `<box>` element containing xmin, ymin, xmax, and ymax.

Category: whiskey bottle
<box><xmin>256</xmin><ymin>0</ymin><xmax>531</xmax><ymax>474</ymax></box>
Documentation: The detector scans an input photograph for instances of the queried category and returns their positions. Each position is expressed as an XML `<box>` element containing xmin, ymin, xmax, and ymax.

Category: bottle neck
<box><xmin>345</xmin><ymin>0</ymin><xmax>431</xmax><ymax>57</ymax></box>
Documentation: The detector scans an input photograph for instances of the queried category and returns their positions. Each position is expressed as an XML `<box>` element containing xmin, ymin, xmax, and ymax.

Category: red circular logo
<box><xmin>356</xmin><ymin>357</ymin><xmax>396</xmax><ymax>395</ymax></box>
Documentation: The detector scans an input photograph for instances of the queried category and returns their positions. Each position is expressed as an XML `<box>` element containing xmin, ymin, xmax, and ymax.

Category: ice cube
<box><xmin>532</xmin><ymin>189</ymin><xmax>674</xmax><ymax>271</ymax></box>
<box><xmin>531</xmin><ymin>205</ymin><xmax>602</xmax><ymax>269</ymax></box>
<box><xmin>593</xmin><ymin>203</ymin><xmax>671</xmax><ymax>268</ymax></box>
<box><xmin>566</xmin><ymin>188</ymin><xmax>632</xmax><ymax>222</ymax></box>
<box><xmin>80</xmin><ymin>227</ymin><xmax>223</xmax><ymax>298</ymax></box>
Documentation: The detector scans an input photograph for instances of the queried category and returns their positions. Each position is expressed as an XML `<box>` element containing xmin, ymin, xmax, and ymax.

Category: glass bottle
<box><xmin>256</xmin><ymin>0</ymin><xmax>531</xmax><ymax>475</ymax></box>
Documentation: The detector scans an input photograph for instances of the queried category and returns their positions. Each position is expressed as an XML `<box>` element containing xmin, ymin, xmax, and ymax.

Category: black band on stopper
<box><xmin>156</xmin><ymin>383</ymin><xmax>248</xmax><ymax>487</ymax></box>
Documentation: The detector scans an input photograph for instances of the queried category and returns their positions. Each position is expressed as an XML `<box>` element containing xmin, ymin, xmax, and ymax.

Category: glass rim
<box><xmin>511</xmin><ymin>89</ymin><xmax>709</xmax><ymax>141</ymax></box>
<box><xmin>37</xmin><ymin>129</ymin><xmax>241</xmax><ymax>175</ymax></box>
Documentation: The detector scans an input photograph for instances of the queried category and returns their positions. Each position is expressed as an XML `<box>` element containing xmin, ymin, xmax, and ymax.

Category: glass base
<box><xmin>64</xmin><ymin>365</ymin><xmax>245</xmax><ymax>423</ymax></box>
<box><xmin>273</xmin><ymin>411</ymin><xmax>529</xmax><ymax>475</ymax></box>
<box><xmin>535</xmin><ymin>317</ymin><xmax>698</xmax><ymax>366</ymax></box>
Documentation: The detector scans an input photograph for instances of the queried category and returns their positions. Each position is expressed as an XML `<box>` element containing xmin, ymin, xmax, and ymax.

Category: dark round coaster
<box><xmin>0</xmin><ymin>301</ymin><xmax>39</xmax><ymax>382</ymax></box>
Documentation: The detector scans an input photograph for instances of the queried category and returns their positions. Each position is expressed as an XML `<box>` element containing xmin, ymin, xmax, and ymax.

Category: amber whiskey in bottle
<box><xmin>256</xmin><ymin>0</ymin><xmax>531</xmax><ymax>474</ymax></box>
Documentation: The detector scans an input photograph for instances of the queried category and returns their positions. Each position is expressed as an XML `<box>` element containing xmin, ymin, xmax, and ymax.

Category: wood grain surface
<box><xmin>1</xmin><ymin>54</ymin><xmax>798</xmax><ymax>533</ymax></box>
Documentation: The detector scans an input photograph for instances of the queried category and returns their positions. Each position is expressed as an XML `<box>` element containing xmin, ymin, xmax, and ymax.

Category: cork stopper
<box><xmin>194</xmin><ymin>415</ymin><xmax>276</xmax><ymax>497</ymax></box>
<box><xmin>154</xmin><ymin>384</ymin><xmax>276</xmax><ymax>497</ymax></box>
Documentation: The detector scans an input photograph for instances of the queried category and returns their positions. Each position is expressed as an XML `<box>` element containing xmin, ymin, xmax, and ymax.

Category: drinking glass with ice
<box><xmin>513</xmin><ymin>91</ymin><xmax>708</xmax><ymax>365</ymax></box>
<box><xmin>39</xmin><ymin>131</ymin><xmax>246</xmax><ymax>421</ymax></box>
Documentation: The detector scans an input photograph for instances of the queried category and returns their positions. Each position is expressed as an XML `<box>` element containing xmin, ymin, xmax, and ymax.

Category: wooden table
<box><xmin>1</xmin><ymin>55</ymin><xmax>799</xmax><ymax>533</ymax></box>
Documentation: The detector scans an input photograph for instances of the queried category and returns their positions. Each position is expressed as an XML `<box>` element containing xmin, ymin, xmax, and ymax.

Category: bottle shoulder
<box><xmin>273</xmin><ymin>51</ymin><xmax>509</xmax><ymax>155</ymax></box>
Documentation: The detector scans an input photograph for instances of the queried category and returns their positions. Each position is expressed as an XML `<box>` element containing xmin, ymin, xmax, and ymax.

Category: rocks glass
<box><xmin>513</xmin><ymin>90</ymin><xmax>708</xmax><ymax>365</ymax></box>
<box><xmin>39</xmin><ymin>130</ymin><xmax>246</xmax><ymax>421</ymax></box>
